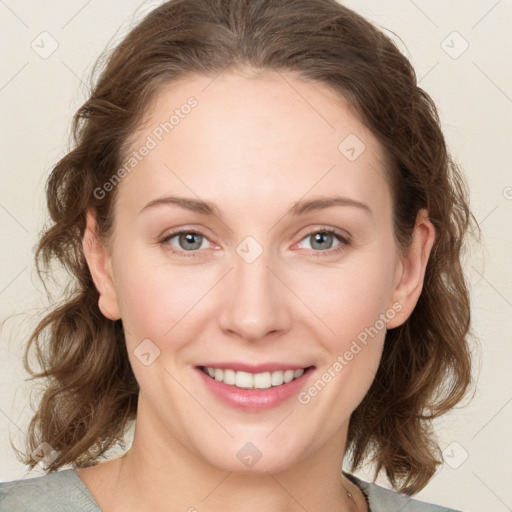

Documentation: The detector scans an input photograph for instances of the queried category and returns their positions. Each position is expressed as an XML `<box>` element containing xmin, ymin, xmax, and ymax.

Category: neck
<box><xmin>89</xmin><ymin>396</ymin><xmax>363</xmax><ymax>512</ymax></box>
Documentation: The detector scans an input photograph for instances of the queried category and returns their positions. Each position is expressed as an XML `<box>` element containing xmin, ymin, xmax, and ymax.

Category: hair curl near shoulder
<box><xmin>17</xmin><ymin>0</ymin><xmax>478</xmax><ymax>495</ymax></box>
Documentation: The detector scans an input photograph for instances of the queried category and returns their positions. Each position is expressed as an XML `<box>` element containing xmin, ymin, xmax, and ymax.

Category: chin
<box><xmin>192</xmin><ymin>437</ymin><xmax>302</xmax><ymax>475</ymax></box>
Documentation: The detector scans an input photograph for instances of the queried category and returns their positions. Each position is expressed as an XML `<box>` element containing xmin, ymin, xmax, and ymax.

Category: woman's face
<box><xmin>87</xmin><ymin>70</ymin><xmax>426</xmax><ymax>474</ymax></box>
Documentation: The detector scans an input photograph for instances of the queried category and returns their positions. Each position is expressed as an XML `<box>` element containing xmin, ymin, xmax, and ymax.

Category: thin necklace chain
<box><xmin>345</xmin><ymin>489</ymin><xmax>360</xmax><ymax>511</ymax></box>
<box><xmin>120</xmin><ymin>453</ymin><xmax>362</xmax><ymax>511</ymax></box>
<box><xmin>342</xmin><ymin>475</ymin><xmax>361</xmax><ymax>512</ymax></box>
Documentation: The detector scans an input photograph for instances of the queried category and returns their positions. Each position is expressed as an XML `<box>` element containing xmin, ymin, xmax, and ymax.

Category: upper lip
<box><xmin>197</xmin><ymin>362</ymin><xmax>314</xmax><ymax>373</ymax></box>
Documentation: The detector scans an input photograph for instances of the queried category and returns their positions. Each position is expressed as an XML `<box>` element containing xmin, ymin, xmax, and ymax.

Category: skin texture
<box><xmin>79</xmin><ymin>70</ymin><xmax>435</xmax><ymax>512</ymax></box>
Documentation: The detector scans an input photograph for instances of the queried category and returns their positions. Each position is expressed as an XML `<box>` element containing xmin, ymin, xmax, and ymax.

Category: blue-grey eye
<box><xmin>302</xmin><ymin>231</ymin><xmax>341</xmax><ymax>251</ymax></box>
<box><xmin>165</xmin><ymin>231</ymin><xmax>208</xmax><ymax>251</ymax></box>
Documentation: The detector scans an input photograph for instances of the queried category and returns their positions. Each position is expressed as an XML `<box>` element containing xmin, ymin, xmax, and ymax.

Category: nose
<box><xmin>217</xmin><ymin>245</ymin><xmax>292</xmax><ymax>342</ymax></box>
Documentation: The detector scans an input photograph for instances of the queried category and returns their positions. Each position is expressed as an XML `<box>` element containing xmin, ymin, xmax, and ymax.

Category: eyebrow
<box><xmin>139</xmin><ymin>195</ymin><xmax>372</xmax><ymax>217</ymax></box>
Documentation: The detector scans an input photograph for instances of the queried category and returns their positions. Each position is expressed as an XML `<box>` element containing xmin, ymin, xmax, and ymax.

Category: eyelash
<box><xmin>159</xmin><ymin>228</ymin><xmax>350</xmax><ymax>258</ymax></box>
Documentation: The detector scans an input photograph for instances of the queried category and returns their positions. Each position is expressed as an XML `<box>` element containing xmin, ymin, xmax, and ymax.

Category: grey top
<box><xmin>0</xmin><ymin>468</ymin><xmax>463</xmax><ymax>511</ymax></box>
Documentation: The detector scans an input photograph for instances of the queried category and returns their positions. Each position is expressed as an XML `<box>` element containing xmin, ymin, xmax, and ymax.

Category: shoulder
<box><xmin>0</xmin><ymin>469</ymin><xmax>101</xmax><ymax>512</ymax></box>
<box><xmin>344</xmin><ymin>472</ymin><xmax>464</xmax><ymax>512</ymax></box>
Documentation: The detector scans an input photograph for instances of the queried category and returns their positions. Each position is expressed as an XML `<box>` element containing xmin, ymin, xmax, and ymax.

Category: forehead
<box><xmin>117</xmin><ymin>70</ymin><xmax>392</xmax><ymax>218</ymax></box>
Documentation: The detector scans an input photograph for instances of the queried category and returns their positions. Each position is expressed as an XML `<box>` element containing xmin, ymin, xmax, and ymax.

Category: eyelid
<box><xmin>291</xmin><ymin>226</ymin><xmax>351</xmax><ymax>258</ymax></box>
<box><xmin>298</xmin><ymin>226</ymin><xmax>351</xmax><ymax>246</ymax></box>
<box><xmin>159</xmin><ymin>225</ymin><xmax>351</xmax><ymax>257</ymax></box>
<box><xmin>159</xmin><ymin>228</ymin><xmax>216</xmax><ymax>257</ymax></box>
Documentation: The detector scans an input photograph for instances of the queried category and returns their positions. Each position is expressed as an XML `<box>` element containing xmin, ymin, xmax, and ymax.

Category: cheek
<box><xmin>294</xmin><ymin>264</ymin><xmax>391</xmax><ymax>428</ymax></box>
<box><xmin>113</xmin><ymin>261</ymin><xmax>213</xmax><ymax>398</ymax></box>
<box><xmin>112</xmin><ymin>232</ymin><xmax>398</xmax><ymax>356</ymax></box>
<box><xmin>292</xmin><ymin>256</ymin><xmax>397</xmax><ymax>350</ymax></box>
<box><xmin>113</xmin><ymin>253</ymin><xmax>212</xmax><ymax>348</ymax></box>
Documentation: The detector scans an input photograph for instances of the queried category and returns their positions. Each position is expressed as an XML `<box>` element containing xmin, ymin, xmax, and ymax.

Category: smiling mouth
<box><xmin>199</xmin><ymin>366</ymin><xmax>314</xmax><ymax>390</ymax></box>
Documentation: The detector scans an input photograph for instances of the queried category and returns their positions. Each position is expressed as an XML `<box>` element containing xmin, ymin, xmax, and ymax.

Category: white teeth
<box><xmin>283</xmin><ymin>369</ymin><xmax>295</xmax><ymax>383</ymax></box>
<box><xmin>202</xmin><ymin>366</ymin><xmax>307</xmax><ymax>389</ymax></box>
<box><xmin>254</xmin><ymin>372</ymin><xmax>272</xmax><ymax>389</ymax></box>
<box><xmin>235</xmin><ymin>371</ymin><xmax>253</xmax><ymax>389</ymax></box>
<box><xmin>271</xmin><ymin>371</ymin><xmax>284</xmax><ymax>386</ymax></box>
<box><xmin>223</xmin><ymin>369</ymin><xmax>236</xmax><ymax>386</ymax></box>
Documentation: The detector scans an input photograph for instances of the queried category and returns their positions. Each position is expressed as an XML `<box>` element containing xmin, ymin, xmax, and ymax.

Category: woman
<box><xmin>0</xmin><ymin>0</ymin><xmax>476</xmax><ymax>510</ymax></box>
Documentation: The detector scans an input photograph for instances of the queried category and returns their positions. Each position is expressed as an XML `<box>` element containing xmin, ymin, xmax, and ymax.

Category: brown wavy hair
<box><xmin>15</xmin><ymin>0</ymin><xmax>478</xmax><ymax>495</ymax></box>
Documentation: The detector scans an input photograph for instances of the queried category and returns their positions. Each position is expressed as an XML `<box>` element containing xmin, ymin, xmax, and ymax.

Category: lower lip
<box><xmin>196</xmin><ymin>367</ymin><xmax>315</xmax><ymax>412</ymax></box>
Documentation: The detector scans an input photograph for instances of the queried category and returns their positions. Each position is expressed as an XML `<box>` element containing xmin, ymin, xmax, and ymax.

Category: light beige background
<box><xmin>1</xmin><ymin>1</ymin><xmax>511</xmax><ymax>511</ymax></box>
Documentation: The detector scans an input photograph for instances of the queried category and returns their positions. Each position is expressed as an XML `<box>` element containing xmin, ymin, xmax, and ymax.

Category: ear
<box><xmin>386</xmin><ymin>209</ymin><xmax>436</xmax><ymax>329</ymax></box>
<box><xmin>82</xmin><ymin>208</ymin><xmax>121</xmax><ymax>320</ymax></box>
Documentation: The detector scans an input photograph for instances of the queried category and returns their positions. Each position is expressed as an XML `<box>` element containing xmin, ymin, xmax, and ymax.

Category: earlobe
<box><xmin>82</xmin><ymin>208</ymin><xmax>121</xmax><ymax>321</ymax></box>
<box><xmin>386</xmin><ymin>209</ymin><xmax>436</xmax><ymax>329</ymax></box>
